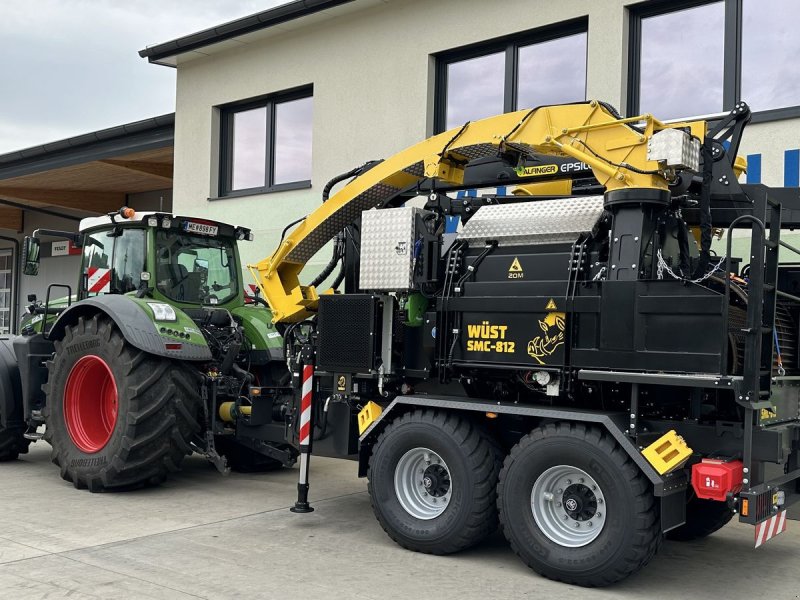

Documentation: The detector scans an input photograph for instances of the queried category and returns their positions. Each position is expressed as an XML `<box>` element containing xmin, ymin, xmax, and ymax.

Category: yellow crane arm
<box><xmin>250</xmin><ymin>100</ymin><xmax>707</xmax><ymax>323</ymax></box>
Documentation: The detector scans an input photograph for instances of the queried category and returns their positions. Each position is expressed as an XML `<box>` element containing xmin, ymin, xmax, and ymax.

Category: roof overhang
<box><xmin>0</xmin><ymin>115</ymin><xmax>174</xmax><ymax>232</ymax></box>
<box><xmin>138</xmin><ymin>0</ymin><xmax>362</xmax><ymax>67</ymax></box>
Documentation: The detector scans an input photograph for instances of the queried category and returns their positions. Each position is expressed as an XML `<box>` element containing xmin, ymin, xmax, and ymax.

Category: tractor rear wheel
<box><xmin>497</xmin><ymin>423</ymin><xmax>661</xmax><ymax>587</ymax></box>
<box><xmin>367</xmin><ymin>410</ymin><xmax>502</xmax><ymax>555</ymax></box>
<box><xmin>666</xmin><ymin>495</ymin><xmax>734</xmax><ymax>541</ymax></box>
<box><xmin>0</xmin><ymin>425</ymin><xmax>29</xmax><ymax>461</ymax></box>
<box><xmin>44</xmin><ymin>315</ymin><xmax>202</xmax><ymax>491</ymax></box>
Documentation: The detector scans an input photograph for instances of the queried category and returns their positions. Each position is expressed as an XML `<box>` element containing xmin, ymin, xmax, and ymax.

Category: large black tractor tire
<box><xmin>497</xmin><ymin>423</ymin><xmax>661</xmax><ymax>587</ymax></box>
<box><xmin>214</xmin><ymin>436</ymin><xmax>283</xmax><ymax>473</ymax></box>
<box><xmin>666</xmin><ymin>495</ymin><xmax>734</xmax><ymax>541</ymax></box>
<box><xmin>43</xmin><ymin>315</ymin><xmax>202</xmax><ymax>492</ymax></box>
<box><xmin>367</xmin><ymin>410</ymin><xmax>503</xmax><ymax>555</ymax></box>
<box><xmin>0</xmin><ymin>425</ymin><xmax>29</xmax><ymax>462</ymax></box>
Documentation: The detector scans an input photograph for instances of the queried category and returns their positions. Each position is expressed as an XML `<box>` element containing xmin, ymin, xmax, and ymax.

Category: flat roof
<box><xmin>139</xmin><ymin>0</ymin><xmax>355</xmax><ymax>67</ymax></box>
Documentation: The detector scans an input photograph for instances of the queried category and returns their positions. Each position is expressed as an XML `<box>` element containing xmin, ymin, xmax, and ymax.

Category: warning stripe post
<box><xmin>291</xmin><ymin>363</ymin><xmax>315</xmax><ymax>513</ymax></box>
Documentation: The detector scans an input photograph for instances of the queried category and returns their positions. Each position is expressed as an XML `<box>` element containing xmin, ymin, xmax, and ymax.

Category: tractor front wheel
<box><xmin>0</xmin><ymin>424</ymin><xmax>29</xmax><ymax>462</ymax></box>
<box><xmin>44</xmin><ymin>315</ymin><xmax>202</xmax><ymax>491</ymax></box>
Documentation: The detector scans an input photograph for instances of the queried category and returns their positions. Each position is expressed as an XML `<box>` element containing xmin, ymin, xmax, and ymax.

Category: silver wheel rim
<box><xmin>530</xmin><ymin>465</ymin><xmax>606</xmax><ymax>547</ymax></box>
<box><xmin>394</xmin><ymin>447</ymin><xmax>452</xmax><ymax>520</ymax></box>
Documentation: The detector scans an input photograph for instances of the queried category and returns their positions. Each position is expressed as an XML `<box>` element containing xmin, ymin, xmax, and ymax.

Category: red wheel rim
<box><xmin>64</xmin><ymin>355</ymin><xmax>118</xmax><ymax>453</ymax></box>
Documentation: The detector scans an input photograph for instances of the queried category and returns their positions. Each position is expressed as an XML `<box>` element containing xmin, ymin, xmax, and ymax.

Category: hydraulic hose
<box><xmin>312</xmin><ymin>160</ymin><xmax>382</xmax><ymax>289</ymax></box>
<box><xmin>309</xmin><ymin>233</ymin><xmax>343</xmax><ymax>288</ymax></box>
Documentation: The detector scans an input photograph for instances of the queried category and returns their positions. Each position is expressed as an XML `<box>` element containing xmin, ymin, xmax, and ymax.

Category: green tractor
<box><xmin>0</xmin><ymin>208</ymin><xmax>297</xmax><ymax>490</ymax></box>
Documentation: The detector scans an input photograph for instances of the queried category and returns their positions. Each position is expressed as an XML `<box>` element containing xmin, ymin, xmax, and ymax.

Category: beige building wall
<box><xmin>170</xmin><ymin>0</ymin><xmax>800</xmax><ymax>278</ymax></box>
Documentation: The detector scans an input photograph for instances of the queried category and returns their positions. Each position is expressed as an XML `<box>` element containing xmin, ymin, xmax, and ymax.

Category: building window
<box><xmin>630</xmin><ymin>0</ymin><xmax>800</xmax><ymax>122</ymax></box>
<box><xmin>220</xmin><ymin>87</ymin><xmax>313</xmax><ymax>196</ymax></box>
<box><xmin>435</xmin><ymin>20</ymin><xmax>587</xmax><ymax>132</ymax></box>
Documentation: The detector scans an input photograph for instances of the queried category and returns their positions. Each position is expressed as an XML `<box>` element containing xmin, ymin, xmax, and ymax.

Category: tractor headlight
<box><xmin>148</xmin><ymin>302</ymin><xmax>177</xmax><ymax>322</ymax></box>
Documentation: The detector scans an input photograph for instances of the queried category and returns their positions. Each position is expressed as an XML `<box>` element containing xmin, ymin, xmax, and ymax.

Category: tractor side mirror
<box><xmin>22</xmin><ymin>237</ymin><xmax>41</xmax><ymax>276</ymax></box>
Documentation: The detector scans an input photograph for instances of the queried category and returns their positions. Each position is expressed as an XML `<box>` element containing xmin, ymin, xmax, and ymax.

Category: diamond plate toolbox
<box><xmin>360</xmin><ymin>206</ymin><xmax>424</xmax><ymax>291</ymax></box>
<box><xmin>457</xmin><ymin>195</ymin><xmax>605</xmax><ymax>247</ymax></box>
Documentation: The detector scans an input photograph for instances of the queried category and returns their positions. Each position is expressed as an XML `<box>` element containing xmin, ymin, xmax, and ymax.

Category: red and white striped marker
<box><xmin>291</xmin><ymin>363</ymin><xmax>315</xmax><ymax>513</ymax></box>
<box><xmin>87</xmin><ymin>267</ymin><xmax>111</xmax><ymax>294</ymax></box>
<box><xmin>298</xmin><ymin>364</ymin><xmax>313</xmax><ymax>448</ymax></box>
<box><xmin>755</xmin><ymin>510</ymin><xmax>787</xmax><ymax>548</ymax></box>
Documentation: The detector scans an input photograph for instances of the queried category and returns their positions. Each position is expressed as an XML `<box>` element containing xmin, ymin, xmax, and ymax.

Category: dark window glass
<box><xmin>638</xmin><ymin>2</ymin><xmax>725</xmax><ymax>120</ymax></box>
<box><xmin>274</xmin><ymin>96</ymin><xmax>314</xmax><ymax>185</ymax></box>
<box><xmin>437</xmin><ymin>24</ymin><xmax>588</xmax><ymax>133</ymax></box>
<box><xmin>156</xmin><ymin>231</ymin><xmax>238</xmax><ymax>305</ymax></box>
<box><xmin>445</xmin><ymin>52</ymin><xmax>505</xmax><ymax>130</ymax></box>
<box><xmin>741</xmin><ymin>0</ymin><xmax>800</xmax><ymax>113</ymax></box>
<box><xmin>231</xmin><ymin>107</ymin><xmax>267</xmax><ymax>191</ymax></box>
<box><xmin>221</xmin><ymin>88</ymin><xmax>312</xmax><ymax>195</ymax></box>
<box><xmin>111</xmin><ymin>229</ymin><xmax>145</xmax><ymax>294</ymax></box>
<box><xmin>81</xmin><ymin>228</ymin><xmax>145</xmax><ymax>296</ymax></box>
<box><xmin>517</xmin><ymin>32</ymin><xmax>587</xmax><ymax>108</ymax></box>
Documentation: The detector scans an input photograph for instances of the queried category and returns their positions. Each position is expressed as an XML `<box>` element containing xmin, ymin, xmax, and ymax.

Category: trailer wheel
<box><xmin>666</xmin><ymin>495</ymin><xmax>733</xmax><ymax>541</ymax></box>
<box><xmin>43</xmin><ymin>315</ymin><xmax>202</xmax><ymax>491</ymax></box>
<box><xmin>498</xmin><ymin>423</ymin><xmax>661</xmax><ymax>587</ymax></box>
<box><xmin>0</xmin><ymin>425</ymin><xmax>29</xmax><ymax>461</ymax></box>
<box><xmin>367</xmin><ymin>410</ymin><xmax>502</xmax><ymax>554</ymax></box>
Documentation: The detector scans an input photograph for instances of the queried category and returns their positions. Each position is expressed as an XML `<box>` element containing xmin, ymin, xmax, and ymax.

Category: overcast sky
<box><xmin>0</xmin><ymin>0</ymin><xmax>289</xmax><ymax>154</ymax></box>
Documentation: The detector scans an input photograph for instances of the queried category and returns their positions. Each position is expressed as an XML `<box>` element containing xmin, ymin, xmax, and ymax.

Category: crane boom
<box><xmin>250</xmin><ymin>100</ymin><xmax>707</xmax><ymax>323</ymax></box>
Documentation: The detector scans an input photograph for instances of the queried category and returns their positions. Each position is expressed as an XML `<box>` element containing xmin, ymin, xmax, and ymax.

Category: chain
<box><xmin>656</xmin><ymin>249</ymin><xmax>726</xmax><ymax>284</ymax></box>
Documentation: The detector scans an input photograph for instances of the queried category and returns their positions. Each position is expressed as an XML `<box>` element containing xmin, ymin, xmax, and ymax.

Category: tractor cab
<box><xmin>19</xmin><ymin>208</ymin><xmax>253</xmax><ymax>331</ymax></box>
<box><xmin>76</xmin><ymin>211</ymin><xmax>250</xmax><ymax>308</ymax></box>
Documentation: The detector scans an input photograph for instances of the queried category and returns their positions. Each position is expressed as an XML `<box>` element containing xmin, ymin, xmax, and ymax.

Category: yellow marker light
<box><xmin>741</xmin><ymin>498</ymin><xmax>749</xmax><ymax>517</ymax></box>
<box><xmin>485</xmin><ymin>412</ymin><xmax>498</xmax><ymax>419</ymax></box>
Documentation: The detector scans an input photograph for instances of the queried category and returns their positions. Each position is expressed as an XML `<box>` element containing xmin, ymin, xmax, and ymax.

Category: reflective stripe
<box><xmin>755</xmin><ymin>511</ymin><xmax>788</xmax><ymax>548</ymax></box>
<box><xmin>299</xmin><ymin>364</ymin><xmax>313</xmax><ymax>447</ymax></box>
<box><xmin>87</xmin><ymin>267</ymin><xmax>111</xmax><ymax>294</ymax></box>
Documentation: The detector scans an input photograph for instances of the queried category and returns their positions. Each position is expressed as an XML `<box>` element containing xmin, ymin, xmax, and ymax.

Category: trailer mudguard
<box><xmin>0</xmin><ymin>337</ymin><xmax>23</xmax><ymax>429</ymax></box>
<box><xmin>48</xmin><ymin>295</ymin><xmax>212</xmax><ymax>361</ymax></box>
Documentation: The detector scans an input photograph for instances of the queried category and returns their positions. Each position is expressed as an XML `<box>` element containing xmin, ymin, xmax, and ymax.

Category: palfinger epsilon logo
<box><xmin>527</xmin><ymin>310</ymin><xmax>566</xmax><ymax>365</ymax></box>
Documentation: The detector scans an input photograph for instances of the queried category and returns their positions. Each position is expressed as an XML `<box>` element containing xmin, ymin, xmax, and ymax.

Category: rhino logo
<box><xmin>527</xmin><ymin>312</ymin><xmax>566</xmax><ymax>365</ymax></box>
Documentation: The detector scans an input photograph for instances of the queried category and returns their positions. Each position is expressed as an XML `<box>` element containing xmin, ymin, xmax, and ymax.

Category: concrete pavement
<box><xmin>1</xmin><ymin>443</ymin><xmax>799</xmax><ymax>599</ymax></box>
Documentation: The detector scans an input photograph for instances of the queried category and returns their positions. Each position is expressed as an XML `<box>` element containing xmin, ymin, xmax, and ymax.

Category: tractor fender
<box><xmin>49</xmin><ymin>296</ymin><xmax>212</xmax><ymax>362</ymax></box>
<box><xmin>0</xmin><ymin>337</ymin><xmax>23</xmax><ymax>429</ymax></box>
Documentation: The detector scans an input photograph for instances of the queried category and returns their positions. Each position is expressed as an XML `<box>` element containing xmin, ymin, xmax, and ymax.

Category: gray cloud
<box><xmin>0</xmin><ymin>1</ymin><xmax>287</xmax><ymax>153</ymax></box>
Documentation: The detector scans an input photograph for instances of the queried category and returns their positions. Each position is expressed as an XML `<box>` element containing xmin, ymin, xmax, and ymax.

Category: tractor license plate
<box><xmin>755</xmin><ymin>510</ymin><xmax>788</xmax><ymax>548</ymax></box>
<box><xmin>184</xmin><ymin>221</ymin><xmax>218</xmax><ymax>236</ymax></box>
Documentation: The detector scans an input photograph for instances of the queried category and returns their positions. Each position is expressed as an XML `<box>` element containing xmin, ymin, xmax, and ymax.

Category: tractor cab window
<box><xmin>81</xmin><ymin>228</ymin><xmax>145</xmax><ymax>296</ymax></box>
<box><xmin>155</xmin><ymin>230</ymin><xmax>237</xmax><ymax>305</ymax></box>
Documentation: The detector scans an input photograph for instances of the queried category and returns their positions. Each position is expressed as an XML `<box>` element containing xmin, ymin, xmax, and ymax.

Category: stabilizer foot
<box><xmin>290</xmin><ymin>482</ymin><xmax>314</xmax><ymax>513</ymax></box>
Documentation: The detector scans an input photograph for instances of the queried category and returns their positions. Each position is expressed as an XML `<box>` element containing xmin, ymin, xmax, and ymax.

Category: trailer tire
<box><xmin>666</xmin><ymin>495</ymin><xmax>733</xmax><ymax>541</ymax></box>
<box><xmin>367</xmin><ymin>410</ymin><xmax>502</xmax><ymax>555</ymax></box>
<box><xmin>43</xmin><ymin>315</ymin><xmax>203</xmax><ymax>491</ymax></box>
<box><xmin>0</xmin><ymin>426</ymin><xmax>29</xmax><ymax>461</ymax></box>
<box><xmin>497</xmin><ymin>423</ymin><xmax>661</xmax><ymax>587</ymax></box>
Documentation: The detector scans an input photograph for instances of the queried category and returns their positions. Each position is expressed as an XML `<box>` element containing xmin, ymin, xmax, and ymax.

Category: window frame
<box><xmin>433</xmin><ymin>18</ymin><xmax>589</xmax><ymax>134</ymax></box>
<box><xmin>218</xmin><ymin>85</ymin><xmax>313</xmax><ymax>198</ymax></box>
<box><xmin>628</xmin><ymin>0</ymin><xmax>800</xmax><ymax>124</ymax></box>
